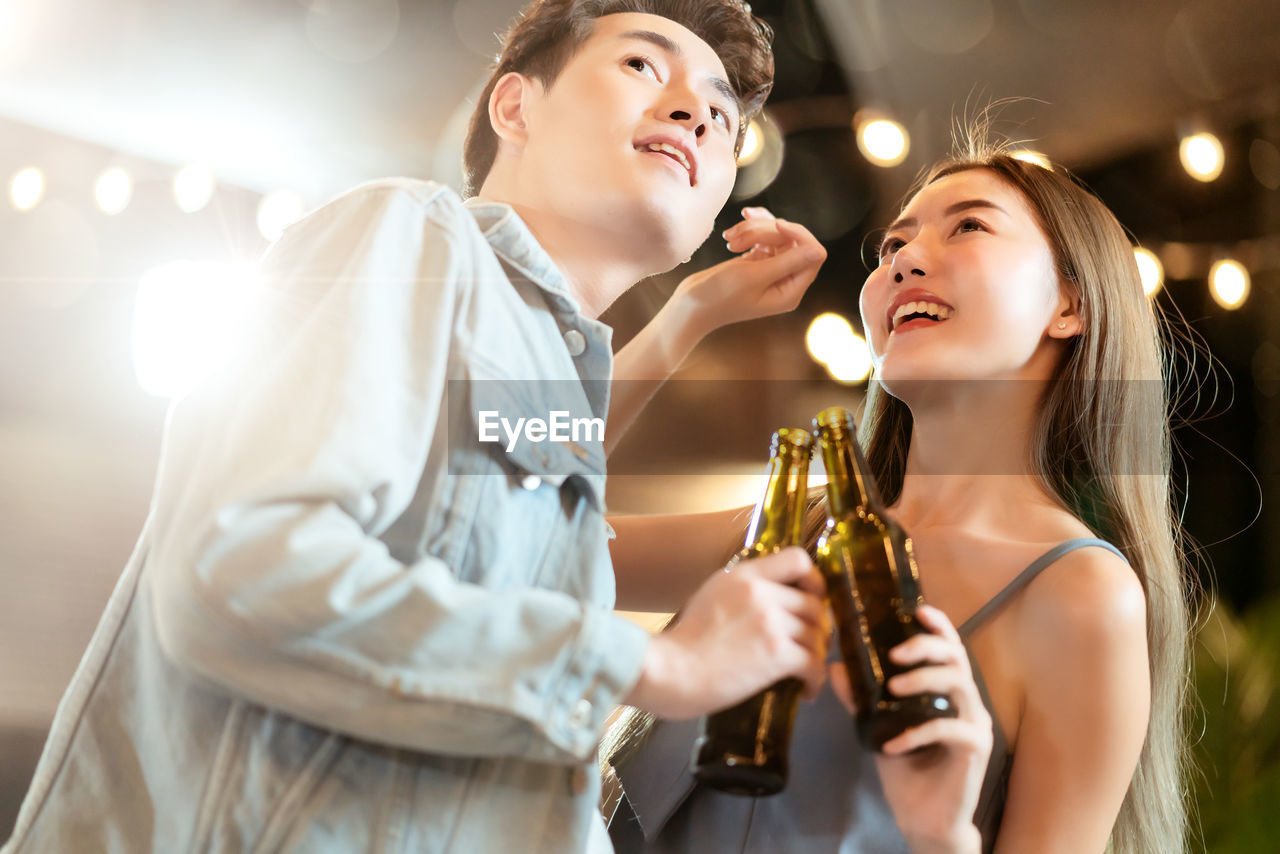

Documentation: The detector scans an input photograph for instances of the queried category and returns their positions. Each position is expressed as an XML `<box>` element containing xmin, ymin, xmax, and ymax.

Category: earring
<box><xmin>1056</xmin><ymin>321</ymin><xmax>1067</xmax><ymax>329</ymax></box>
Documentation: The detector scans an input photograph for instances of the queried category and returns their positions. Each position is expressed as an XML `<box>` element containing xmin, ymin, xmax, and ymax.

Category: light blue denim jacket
<box><xmin>3</xmin><ymin>180</ymin><xmax>651</xmax><ymax>853</ymax></box>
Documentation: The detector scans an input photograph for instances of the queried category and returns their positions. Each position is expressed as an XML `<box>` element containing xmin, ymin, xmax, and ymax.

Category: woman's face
<box><xmin>859</xmin><ymin>168</ymin><xmax>1077</xmax><ymax>390</ymax></box>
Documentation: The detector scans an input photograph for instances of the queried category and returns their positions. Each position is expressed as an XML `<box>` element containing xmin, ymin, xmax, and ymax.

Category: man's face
<box><xmin>518</xmin><ymin>12</ymin><xmax>742</xmax><ymax>272</ymax></box>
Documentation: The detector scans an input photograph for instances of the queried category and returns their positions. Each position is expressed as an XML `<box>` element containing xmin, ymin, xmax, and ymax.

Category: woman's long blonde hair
<box><xmin>606</xmin><ymin>146</ymin><xmax>1191</xmax><ymax>854</ymax></box>
<box><xmin>858</xmin><ymin>146</ymin><xmax>1191</xmax><ymax>854</ymax></box>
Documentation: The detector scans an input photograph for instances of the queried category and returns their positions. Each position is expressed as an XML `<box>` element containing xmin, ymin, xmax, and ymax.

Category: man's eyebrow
<box><xmin>885</xmin><ymin>199</ymin><xmax>1009</xmax><ymax>234</ymax></box>
<box><xmin>617</xmin><ymin>30</ymin><xmax>742</xmax><ymax>118</ymax></box>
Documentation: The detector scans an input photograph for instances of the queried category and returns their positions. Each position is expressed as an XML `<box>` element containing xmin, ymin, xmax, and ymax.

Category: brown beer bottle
<box><xmin>813</xmin><ymin>407</ymin><xmax>956</xmax><ymax>750</ymax></box>
<box><xmin>690</xmin><ymin>427</ymin><xmax>813</xmax><ymax>796</ymax></box>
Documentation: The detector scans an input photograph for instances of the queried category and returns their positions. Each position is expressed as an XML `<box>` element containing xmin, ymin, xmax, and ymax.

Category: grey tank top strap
<box><xmin>957</xmin><ymin>537</ymin><xmax>1126</xmax><ymax>640</ymax></box>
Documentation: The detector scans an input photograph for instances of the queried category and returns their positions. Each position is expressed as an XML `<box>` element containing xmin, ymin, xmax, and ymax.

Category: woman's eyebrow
<box><xmin>616</xmin><ymin>30</ymin><xmax>742</xmax><ymax>115</ymax></box>
<box><xmin>885</xmin><ymin>199</ymin><xmax>1009</xmax><ymax>234</ymax></box>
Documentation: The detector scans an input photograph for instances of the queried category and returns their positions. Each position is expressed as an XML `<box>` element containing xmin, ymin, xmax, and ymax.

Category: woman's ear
<box><xmin>1049</xmin><ymin>290</ymin><xmax>1083</xmax><ymax>338</ymax></box>
<box><xmin>488</xmin><ymin>71</ymin><xmax>534</xmax><ymax>147</ymax></box>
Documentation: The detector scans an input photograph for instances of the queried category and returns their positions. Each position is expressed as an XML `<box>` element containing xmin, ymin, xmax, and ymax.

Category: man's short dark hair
<box><xmin>461</xmin><ymin>0</ymin><xmax>774</xmax><ymax>198</ymax></box>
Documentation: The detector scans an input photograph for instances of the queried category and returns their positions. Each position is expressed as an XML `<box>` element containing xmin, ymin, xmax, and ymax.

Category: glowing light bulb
<box><xmin>1209</xmin><ymin>259</ymin><xmax>1249</xmax><ymax>309</ymax></box>
<box><xmin>10</xmin><ymin>167</ymin><xmax>43</xmax><ymax>210</ymax></box>
<box><xmin>95</xmin><ymin>168</ymin><xmax>132</xmax><ymax>215</ymax></box>
<box><xmin>1180</xmin><ymin>132</ymin><xmax>1224</xmax><ymax>182</ymax></box>
<box><xmin>856</xmin><ymin>118</ymin><xmax>909</xmax><ymax>167</ymax></box>
<box><xmin>1133</xmin><ymin>247</ymin><xmax>1163</xmax><ymax>297</ymax></box>
<box><xmin>174</xmin><ymin>164</ymin><xmax>216</xmax><ymax>213</ymax></box>
<box><xmin>737</xmin><ymin>120</ymin><xmax>762</xmax><ymax>166</ymax></box>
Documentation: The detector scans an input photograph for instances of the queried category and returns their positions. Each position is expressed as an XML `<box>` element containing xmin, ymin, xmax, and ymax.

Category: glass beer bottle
<box><xmin>813</xmin><ymin>407</ymin><xmax>956</xmax><ymax>750</ymax></box>
<box><xmin>690</xmin><ymin>427</ymin><xmax>813</xmax><ymax>796</ymax></box>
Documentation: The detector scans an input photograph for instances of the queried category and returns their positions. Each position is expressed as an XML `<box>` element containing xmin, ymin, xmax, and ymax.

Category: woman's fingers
<box><xmin>886</xmin><ymin>665</ymin><xmax>979</xmax><ymax>718</ymax></box>
<box><xmin>879</xmin><ymin>715</ymin><xmax>992</xmax><ymax>757</ymax></box>
<box><xmin>828</xmin><ymin>662</ymin><xmax>856</xmax><ymax>713</ymax></box>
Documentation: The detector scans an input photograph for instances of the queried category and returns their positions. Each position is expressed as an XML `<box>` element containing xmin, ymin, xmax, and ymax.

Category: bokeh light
<box><xmin>1180</xmin><ymin>132</ymin><xmax>1224</xmax><ymax>182</ymax></box>
<box><xmin>173</xmin><ymin>164</ymin><xmax>216</xmax><ymax>213</ymax></box>
<box><xmin>856</xmin><ymin>117</ymin><xmax>909</xmax><ymax>168</ymax></box>
<box><xmin>731</xmin><ymin>109</ymin><xmax>784</xmax><ymax>199</ymax></box>
<box><xmin>94</xmin><ymin>168</ymin><xmax>132</xmax><ymax>216</ymax></box>
<box><xmin>10</xmin><ymin>167</ymin><xmax>44</xmax><ymax>211</ymax></box>
<box><xmin>806</xmin><ymin>312</ymin><xmax>872</xmax><ymax>384</ymax></box>
<box><xmin>1133</xmin><ymin>247</ymin><xmax>1163</xmax><ymax>297</ymax></box>
<box><xmin>1209</xmin><ymin>259</ymin><xmax>1249</xmax><ymax>309</ymax></box>
<box><xmin>737</xmin><ymin>120</ymin><xmax>763</xmax><ymax>167</ymax></box>
<box><xmin>256</xmin><ymin>190</ymin><xmax>306</xmax><ymax>242</ymax></box>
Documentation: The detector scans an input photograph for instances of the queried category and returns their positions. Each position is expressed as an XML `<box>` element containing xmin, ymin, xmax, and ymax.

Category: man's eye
<box><xmin>625</xmin><ymin>56</ymin><xmax>657</xmax><ymax>78</ymax></box>
<box><xmin>710</xmin><ymin>107</ymin><xmax>730</xmax><ymax>130</ymax></box>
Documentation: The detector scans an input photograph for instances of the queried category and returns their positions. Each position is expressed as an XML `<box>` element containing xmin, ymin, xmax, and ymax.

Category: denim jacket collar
<box><xmin>463</xmin><ymin>197</ymin><xmax>582</xmax><ymax>313</ymax></box>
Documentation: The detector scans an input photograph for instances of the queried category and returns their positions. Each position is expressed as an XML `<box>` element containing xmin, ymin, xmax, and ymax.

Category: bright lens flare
<box><xmin>257</xmin><ymin>190</ymin><xmax>306</xmax><ymax>242</ymax></box>
<box><xmin>1209</xmin><ymin>259</ymin><xmax>1249</xmax><ymax>309</ymax></box>
<box><xmin>10</xmin><ymin>167</ymin><xmax>43</xmax><ymax>210</ymax></box>
<box><xmin>737</xmin><ymin>120</ymin><xmax>762</xmax><ymax>166</ymax></box>
<box><xmin>1180</xmin><ymin>132</ymin><xmax>1224</xmax><ymax>182</ymax></box>
<box><xmin>806</xmin><ymin>312</ymin><xmax>872</xmax><ymax>384</ymax></box>
<box><xmin>856</xmin><ymin>118</ymin><xmax>909</xmax><ymax>167</ymax></box>
<box><xmin>132</xmin><ymin>260</ymin><xmax>261</xmax><ymax>398</ymax></box>
<box><xmin>1133</xmin><ymin>247</ymin><xmax>1163</xmax><ymax>297</ymax></box>
<box><xmin>95</xmin><ymin>168</ymin><xmax>132</xmax><ymax>215</ymax></box>
<box><xmin>174</xmin><ymin>164</ymin><xmax>216</xmax><ymax>213</ymax></box>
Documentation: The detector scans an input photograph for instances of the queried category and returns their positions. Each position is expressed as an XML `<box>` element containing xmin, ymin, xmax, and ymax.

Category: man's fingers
<box><xmin>768</xmin><ymin>582</ymin><xmax>827</xmax><ymax>630</ymax></box>
<box><xmin>743</xmin><ymin>546</ymin><xmax>826</xmax><ymax>597</ymax></box>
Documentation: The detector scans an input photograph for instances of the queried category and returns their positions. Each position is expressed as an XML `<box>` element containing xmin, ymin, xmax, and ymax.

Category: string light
<box><xmin>855</xmin><ymin>116</ymin><xmax>909</xmax><ymax>168</ymax></box>
<box><xmin>806</xmin><ymin>312</ymin><xmax>872</xmax><ymax>384</ymax></box>
<box><xmin>94</xmin><ymin>168</ymin><xmax>132</xmax><ymax>215</ymax></box>
<box><xmin>1209</xmin><ymin>259</ymin><xmax>1249</xmax><ymax>309</ymax></box>
<box><xmin>1180</xmin><ymin>132</ymin><xmax>1225</xmax><ymax>182</ymax></box>
<box><xmin>173</xmin><ymin>164</ymin><xmax>216</xmax><ymax>213</ymax></box>
<box><xmin>1133</xmin><ymin>247</ymin><xmax>1163</xmax><ymax>297</ymax></box>
<box><xmin>9</xmin><ymin>167</ymin><xmax>43</xmax><ymax>211</ymax></box>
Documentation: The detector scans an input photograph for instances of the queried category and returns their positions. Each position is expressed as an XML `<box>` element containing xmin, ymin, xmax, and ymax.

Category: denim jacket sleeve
<box><xmin>145</xmin><ymin>181</ymin><xmax>649</xmax><ymax>764</ymax></box>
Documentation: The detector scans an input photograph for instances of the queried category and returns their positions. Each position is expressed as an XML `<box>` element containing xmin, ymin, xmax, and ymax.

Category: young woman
<box><xmin>605</xmin><ymin>144</ymin><xmax>1191</xmax><ymax>854</ymax></box>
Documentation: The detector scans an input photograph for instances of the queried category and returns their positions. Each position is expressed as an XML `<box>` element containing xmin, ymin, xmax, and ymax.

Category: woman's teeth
<box><xmin>892</xmin><ymin>301</ymin><xmax>954</xmax><ymax>329</ymax></box>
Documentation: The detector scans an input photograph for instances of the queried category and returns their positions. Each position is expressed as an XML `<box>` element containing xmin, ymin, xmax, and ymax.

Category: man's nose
<box><xmin>668</xmin><ymin>108</ymin><xmax>706</xmax><ymax>139</ymax></box>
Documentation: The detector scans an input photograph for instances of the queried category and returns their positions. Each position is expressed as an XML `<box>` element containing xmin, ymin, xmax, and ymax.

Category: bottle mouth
<box><xmin>772</xmin><ymin>427</ymin><xmax>815</xmax><ymax>451</ymax></box>
<box><xmin>813</xmin><ymin>407</ymin><xmax>856</xmax><ymax>433</ymax></box>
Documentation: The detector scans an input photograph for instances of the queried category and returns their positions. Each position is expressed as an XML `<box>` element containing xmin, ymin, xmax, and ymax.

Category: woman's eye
<box><xmin>956</xmin><ymin>218</ymin><xmax>986</xmax><ymax>234</ymax></box>
<box><xmin>879</xmin><ymin>237</ymin><xmax>905</xmax><ymax>260</ymax></box>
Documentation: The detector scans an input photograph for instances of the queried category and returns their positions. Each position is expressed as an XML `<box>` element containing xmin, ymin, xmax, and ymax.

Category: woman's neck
<box><xmin>891</xmin><ymin>379</ymin><xmax>1058</xmax><ymax>532</ymax></box>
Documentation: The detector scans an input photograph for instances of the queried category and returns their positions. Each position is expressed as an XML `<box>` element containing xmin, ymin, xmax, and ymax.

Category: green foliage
<box><xmin>1189</xmin><ymin>595</ymin><xmax>1280</xmax><ymax>852</ymax></box>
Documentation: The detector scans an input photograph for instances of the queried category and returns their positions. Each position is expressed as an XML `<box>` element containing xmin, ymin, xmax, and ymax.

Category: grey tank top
<box><xmin>610</xmin><ymin>538</ymin><xmax>1126</xmax><ymax>854</ymax></box>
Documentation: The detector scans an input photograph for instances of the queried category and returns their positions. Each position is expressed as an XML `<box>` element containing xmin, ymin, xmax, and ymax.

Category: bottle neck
<box><xmin>817</xmin><ymin>423</ymin><xmax>882</xmax><ymax>519</ymax></box>
<box><xmin>744</xmin><ymin>435</ymin><xmax>812</xmax><ymax>551</ymax></box>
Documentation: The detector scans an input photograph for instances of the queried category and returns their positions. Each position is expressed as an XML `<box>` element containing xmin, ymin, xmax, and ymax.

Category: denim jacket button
<box><xmin>563</xmin><ymin>329</ymin><xmax>587</xmax><ymax>357</ymax></box>
<box><xmin>521</xmin><ymin>474</ymin><xmax>542</xmax><ymax>490</ymax></box>
<box><xmin>569</xmin><ymin>698</ymin><xmax>593</xmax><ymax>729</ymax></box>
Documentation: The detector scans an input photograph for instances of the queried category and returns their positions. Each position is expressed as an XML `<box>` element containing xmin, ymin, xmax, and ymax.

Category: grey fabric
<box><xmin>612</xmin><ymin>537</ymin><xmax>1125</xmax><ymax>854</ymax></box>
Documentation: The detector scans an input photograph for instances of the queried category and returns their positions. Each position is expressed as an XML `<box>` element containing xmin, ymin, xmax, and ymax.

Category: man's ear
<box><xmin>488</xmin><ymin>71</ymin><xmax>536</xmax><ymax>147</ymax></box>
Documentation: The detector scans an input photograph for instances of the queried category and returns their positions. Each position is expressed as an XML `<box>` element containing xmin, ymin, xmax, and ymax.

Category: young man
<box><xmin>2</xmin><ymin>1</ymin><xmax>830</xmax><ymax>852</ymax></box>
